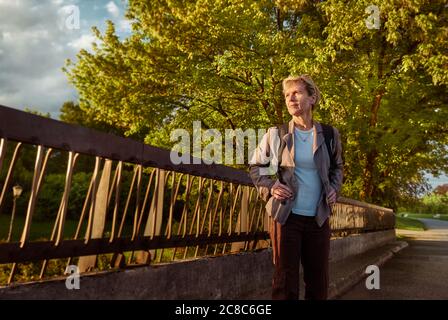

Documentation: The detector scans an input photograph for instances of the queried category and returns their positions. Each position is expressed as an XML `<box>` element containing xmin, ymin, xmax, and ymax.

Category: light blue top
<box><xmin>291</xmin><ymin>126</ymin><xmax>323</xmax><ymax>217</ymax></box>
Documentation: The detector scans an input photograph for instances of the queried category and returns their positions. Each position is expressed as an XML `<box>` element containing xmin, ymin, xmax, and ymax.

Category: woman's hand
<box><xmin>327</xmin><ymin>187</ymin><xmax>337</xmax><ymax>205</ymax></box>
<box><xmin>270</xmin><ymin>181</ymin><xmax>293</xmax><ymax>200</ymax></box>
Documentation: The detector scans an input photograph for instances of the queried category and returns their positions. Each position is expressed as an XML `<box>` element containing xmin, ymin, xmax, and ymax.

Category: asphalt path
<box><xmin>339</xmin><ymin>218</ymin><xmax>448</xmax><ymax>299</ymax></box>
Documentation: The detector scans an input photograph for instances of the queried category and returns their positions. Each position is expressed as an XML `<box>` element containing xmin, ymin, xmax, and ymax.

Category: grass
<box><xmin>395</xmin><ymin>216</ymin><xmax>427</xmax><ymax>231</ymax></box>
<box><xmin>397</xmin><ymin>212</ymin><xmax>448</xmax><ymax>221</ymax></box>
<box><xmin>0</xmin><ymin>214</ymin><xmax>137</xmax><ymax>242</ymax></box>
<box><xmin>0</xmin><ymin>214</ymin><xmax>81</xmax><ymax>242</ymax></box>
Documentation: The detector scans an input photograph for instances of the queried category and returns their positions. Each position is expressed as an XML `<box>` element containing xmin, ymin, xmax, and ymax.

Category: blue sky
<box><xmin>426</xmin><ymin>173</ymin><xmax>448</xmax><ymax>191</ymax></box>
<box><xmin>0</xmin><ymin>0</ymin><xmax>446</xmax><ymax>190</ymax></box>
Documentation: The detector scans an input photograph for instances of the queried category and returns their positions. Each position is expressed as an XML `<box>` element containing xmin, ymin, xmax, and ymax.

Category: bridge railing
<box><xmin>0</xmin><ymin>105</ymin><xmax>395</xmax><ymax>285</ymax></box>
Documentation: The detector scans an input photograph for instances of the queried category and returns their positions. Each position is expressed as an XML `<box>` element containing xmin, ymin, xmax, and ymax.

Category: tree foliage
<box><xmin>64</xmin><ymin>0</ymin><xmax>448</xmax><ymax>209</ymax></box>
<box><xmin>434</xmin><ymin>183</ymin><xmax>448</xmax><ymax>195</ymax></box>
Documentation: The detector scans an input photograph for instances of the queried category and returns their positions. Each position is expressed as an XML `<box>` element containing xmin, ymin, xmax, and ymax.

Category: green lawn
<box><xmin>0</xmin><ymin>214</ymin><xmax>83</xmax><ymax>242</ymax></box>
<box><xmin>0</xmin><ymin>213</ymin><xmax>141</xmax><ymax>242</ymax></box>
<box><xmin>397</xmin><ymin>212</ymin><xmax>448</xmax><ymax>221</ymax></box>
<box><xmin>395</xmin><ymin>216</ymin><xmax>427</xmax><ymax>231</ymax></box>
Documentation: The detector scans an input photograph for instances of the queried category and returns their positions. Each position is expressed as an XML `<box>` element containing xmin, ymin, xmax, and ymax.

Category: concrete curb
<box><xmin>328</xmin><ymin>241</ymin><xmax>409</xmax><ymax>300</ymax></box>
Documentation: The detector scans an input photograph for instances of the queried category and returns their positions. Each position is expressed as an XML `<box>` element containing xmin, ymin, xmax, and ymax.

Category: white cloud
<box><xmin>52</xmin><ymin>0</ymin><xmax>79</xmax><ymax>5</ymax></box>
<box><xmin>106</xmin><ymin>1</ymin><xmax>119</xmax><ymax>18</ymax></box>
<box><xmin>118</xmin><ymin>19</ymin><xmax>131</xmax><ymax>32</ymax></box>
<box><xmin>0</xmin><ymin>0</ymin><xmax>21</xmax><ymax>7</ymax></box>
<box><xmin>0</xmin><ymin>0</ymin><xmax>82</xmax><ymax>116</ymax></box>
<box><xmin>0</xmin><ymin>0</ymin><xmax>129</xmax><ymax>117</ymax></box>
<box><xmin>0</xmin><ymin>72</ymin><xmax>77</xmax><ymax>114</ymax></box>
<box><xmin>68</xmin><ymin>34</ymin><xmax>96</xmax><ymax>51</ymax></box>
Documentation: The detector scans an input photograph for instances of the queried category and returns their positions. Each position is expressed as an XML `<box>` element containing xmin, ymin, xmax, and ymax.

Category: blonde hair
<box><xmin>282</xmin><ymin>75</ymin><xmax>321</xmax><ymax>110</ymax></box>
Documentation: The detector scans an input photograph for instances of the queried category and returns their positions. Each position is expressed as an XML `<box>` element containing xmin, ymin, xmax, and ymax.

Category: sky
<box><xmin>0</xmin><ymin>0</ymin><xmax>447</xmax><ymax>190</ymax></box>
<box><xmin>426</xmin><ymin>173</ymin><xmax>448</xmax><ymax>191</ymax></box>
<box><xmin>0</xmin><ymin>0</ymin><xmax>130</xmax><ymax>118</ymax></box>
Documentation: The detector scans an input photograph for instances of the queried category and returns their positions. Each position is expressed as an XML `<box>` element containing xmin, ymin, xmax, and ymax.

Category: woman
<box><xmin>249</xmin><ymin>75</ymin><xmax>344</xmax><ymax>300</ymax></box>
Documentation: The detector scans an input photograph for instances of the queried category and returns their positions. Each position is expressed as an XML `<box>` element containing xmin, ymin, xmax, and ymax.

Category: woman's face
<box><xmin>284</xmin><ymin>82</ymin><xmax>316</xmax><ymax>117</ymax></box>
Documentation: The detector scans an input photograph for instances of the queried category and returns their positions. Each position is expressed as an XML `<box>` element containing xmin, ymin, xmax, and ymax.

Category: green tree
<box><xmin>64</xmin><ymin>0</ymin><xmax>448</xmax><ymax>209</ymax></box>
<box><xmin>434</xmin><ymin>183</ymin><xmax>448</xmax><ymax>195</ymax></box>
<box><xmin>24</xmin><ymin>108</ymin><xmax>51</xmax><ymax>118</ymax></box>
<box><xmin>298</xmin><ymin>0</ymin><xmax>448</xmax><ymax>208</ymax></box>
<box><xmin>59</xmin><ymin>101</ymin><xmax>131</xmax><ymax>137</ymax></box>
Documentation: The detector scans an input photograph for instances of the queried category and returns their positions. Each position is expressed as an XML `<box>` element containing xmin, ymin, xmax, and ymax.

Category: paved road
<box><xmin>339</xmin><ymin>218</ymin><xmax>448</xmax><ymax>299</ymax></box>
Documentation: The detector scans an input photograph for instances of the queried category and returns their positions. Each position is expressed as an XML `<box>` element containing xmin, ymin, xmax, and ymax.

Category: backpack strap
<box><xmin>276</xmin><ymin>123</ymin><xmax>288</xmax><ymax>171</ymax></box>
<box><xmin>275</xmin><ymin>123</ymin><xmax>288</xmax><ymax>203</ymax></box>
<box><xmin>321</xmin><ymin>123</ymin><xmax>336</xmax><ymax>170</ymax></box>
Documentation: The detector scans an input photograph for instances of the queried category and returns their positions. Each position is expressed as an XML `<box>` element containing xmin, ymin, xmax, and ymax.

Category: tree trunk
<box><xmin>361</xmin><ymin>34</ymin><xmax>386</xmax><ymax>201</ymax></box>
<box><xmin>274</xmin><ymin>100</ymin><xmax>284</xmax><ymax>124</ymax></box>
<box><xmin>361</xmin><ymin>88</ymin><xmax>385</xmax><ymax>200</ymax></box>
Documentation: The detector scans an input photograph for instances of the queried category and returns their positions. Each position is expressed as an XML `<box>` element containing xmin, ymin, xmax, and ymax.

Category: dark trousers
<box><xmin>270</xmin><ymin>213</ymin><xmax>331</xmax><ymax>300</ymax></box>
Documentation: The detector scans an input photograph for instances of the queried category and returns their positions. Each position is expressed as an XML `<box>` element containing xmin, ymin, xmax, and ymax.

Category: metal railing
<box><xmin>0</xmin><ymin>105</ymin><xmax>395</xmax><ymax>285</ymax></box>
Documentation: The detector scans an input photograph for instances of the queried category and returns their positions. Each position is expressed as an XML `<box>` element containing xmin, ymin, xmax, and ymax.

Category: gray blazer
<box><xmin>249</xmin><ymin>119</ymin><xmax>344</xmax><ymax>227</ymax></box>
